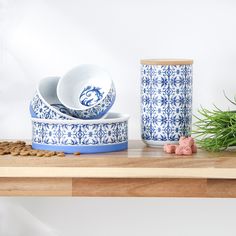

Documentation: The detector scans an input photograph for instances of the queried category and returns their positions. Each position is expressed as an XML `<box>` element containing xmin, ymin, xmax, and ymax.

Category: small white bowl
<box><xmin>31</xmin><ymin>112</ymin><xmax>129</xmax><ymax>153</ymax></box>
<box><xmin>30</xmin><ymin>77</ymin><xmax>76</xmax><ymax>120</ymax></box>
<box><xmin>57</xmin><ymin>64</ymin><xmax>116</xmax><ymax>120</ymax></box>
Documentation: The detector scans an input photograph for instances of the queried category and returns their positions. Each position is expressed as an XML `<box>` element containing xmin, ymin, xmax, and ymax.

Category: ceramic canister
<box><xmin>140</xmin><ymin>59</ymin><xmax>193</xmax><ymax>146</ymax></box>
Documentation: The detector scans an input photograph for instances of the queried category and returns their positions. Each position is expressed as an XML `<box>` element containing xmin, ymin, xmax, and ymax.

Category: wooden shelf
<box><xmin>1</xmin><ymin>140</ymin><xmax>236</xmax><ymax>197</ymax></box>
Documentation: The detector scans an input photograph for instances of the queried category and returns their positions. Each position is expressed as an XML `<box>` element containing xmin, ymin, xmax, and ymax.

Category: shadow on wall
<box><xmin>0</xmin><ymin>201</ymin><xmax>60</xmax><ymax>236</ymax></box>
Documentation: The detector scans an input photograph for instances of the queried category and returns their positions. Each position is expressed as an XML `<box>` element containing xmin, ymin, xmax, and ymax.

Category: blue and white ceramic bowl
<box><xmin>140</xmin><ymin>59</ymin><xmax>193</xmax><ymax>146</ymax></box>
<box><xmin>31</xmin><ymin>112</ymin><xmax>129</xmax><ymax>154</ymax></box>
<box><xmin>30</xmin><ymin>77</ymin><xmax>76</xmax><ymax>120</ymax></box>
<box><xmin>57</xmin><ymin>64</ymin><xmax>116</xmax><ymax>120</ymax></box>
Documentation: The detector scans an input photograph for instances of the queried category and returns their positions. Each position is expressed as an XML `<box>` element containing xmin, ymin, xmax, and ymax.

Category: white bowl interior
<box><xmin>57</xmin><ymin>64</ymin><xmax>112</xmax><ymax>110</ymax></box>
<box><xmin>38</xmin><ymin>76</ymin><xmax>61</xmax><ymax>105</ymax></box>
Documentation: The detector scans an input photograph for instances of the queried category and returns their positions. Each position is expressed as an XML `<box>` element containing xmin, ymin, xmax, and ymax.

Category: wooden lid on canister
<box><xmin>140</xmin><ymin>59</ymin><xmax>193</xmax><ymax>65</ymax></box>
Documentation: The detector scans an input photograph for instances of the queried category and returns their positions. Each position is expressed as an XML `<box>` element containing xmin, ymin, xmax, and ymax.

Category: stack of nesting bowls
<box><xmin>30</xmin><ymin>64</ymin><xmax>129</xmax><ymax>154</ymax></box>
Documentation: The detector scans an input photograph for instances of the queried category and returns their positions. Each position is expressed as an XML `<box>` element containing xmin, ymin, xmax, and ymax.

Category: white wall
<box><xmin>1</xmin><ymin>0</ymin><xmax>236</xmax><ymax>235</ymax></box>
<box><xmin>1</xmin><ymin>0</ymin><xmax>236</xmax><ymax>139</ymax></box>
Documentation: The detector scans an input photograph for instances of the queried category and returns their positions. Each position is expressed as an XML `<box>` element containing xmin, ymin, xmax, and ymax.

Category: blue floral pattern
<box><xmin>69</xmin><ymin>85</ymin><xmax>116</xmax><ymax>120</ymax></box>
<box><xmin>51</xmin><ymin>104</ymin><xmax>73</xmax><ymax>116</ymax></box>
<box><xmin>31</xmin><ymin>94</ymin><xmax>73</xmax><ymax>120</ymax></box>
<box><xmin>79</xmin><ymin>86</ymin><xmax>104</xmax><ymax>107</ymax></box>
<box><xmin>31</xmin><ymin>84</ymin><xmax>116</xmax><ymax>120</ymax></box>
<box><xmin>32</xmin><ymin>120</ymin><xmax>128</xmax><ymax>146</ymax></box>
<box><xmin>141</xmin><ymin>64</ymin><xmax>192</xmax><ymax>142</ymax></box>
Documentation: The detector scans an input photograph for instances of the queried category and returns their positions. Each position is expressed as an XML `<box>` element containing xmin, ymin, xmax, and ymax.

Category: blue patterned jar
<box><xmin>141</xmin><ymin>59</ymin><xmax>193</xmax><ymax>146</ymax></box>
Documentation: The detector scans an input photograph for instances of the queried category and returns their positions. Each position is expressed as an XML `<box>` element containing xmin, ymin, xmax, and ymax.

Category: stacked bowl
<box><xmin>30</xmin><ymin>65</ymin><xmax>129</xmax><ymax>154</ymax></box>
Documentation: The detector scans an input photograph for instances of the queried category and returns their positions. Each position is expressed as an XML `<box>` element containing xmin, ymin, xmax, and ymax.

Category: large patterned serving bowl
<box><xmin>57</xmin><ymin>64</ymin><xmax>116</xmax><ymax>120</ymax></box>
<box><xmin>30</xmin><ymin>76</ymin><xmax>76</xmax><ymax>120</ymax></box>
<box><xmin>31</xmin><ymin>112</ymin><xmax>129</xmax><ymax>154</ymax></box>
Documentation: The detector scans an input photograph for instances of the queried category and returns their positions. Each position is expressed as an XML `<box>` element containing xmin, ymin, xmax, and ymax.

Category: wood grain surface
<box><xmin>72</xmin><ymin>178</ymin><xmax>236</xmax><ymax>197</ymax></box>
<box><xmin>0</xmin><ymin>178</ymin><xmax>72</xmax><ymax>196</ymax></box>
<box><xmin>1</xmin><ymin>140</ymin><xmax>236</xmax><ymax>197</ymax></box>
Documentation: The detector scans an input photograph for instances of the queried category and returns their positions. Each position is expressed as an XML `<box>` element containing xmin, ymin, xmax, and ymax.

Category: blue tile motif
<box><xmin>31</xmin><ymin>85</ymin><xmax>115</xmax><ymax>120</ymax></box>
<box><xmin>69</xmin><ymin>85</ymin><xmax>116</xmax><ymax>120</ymax></box>
<box><xmin>31</xmin><ymin>94</ymin><xmax>73</xmax><ymax>120</ymax></box>
<box><xmin>141</xmin><ymin>64</ymin><xmax>192</xmax><ymax>142</ymax></box>
<box><xmin>32</xmin><ymin>120</ymin><xmax>128</xmax><ymax>146</ymax></box>
<box><xmin>79</xmin><ymin>86</ymin><xmax>104</xmax><ymax>107</ymax></box>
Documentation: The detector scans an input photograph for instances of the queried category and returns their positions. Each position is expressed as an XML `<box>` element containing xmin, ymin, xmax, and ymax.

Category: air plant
<box><xmin>193</xmin><ymin>92</ymin><xmax>236</xmax><ymax>151</ymax></box>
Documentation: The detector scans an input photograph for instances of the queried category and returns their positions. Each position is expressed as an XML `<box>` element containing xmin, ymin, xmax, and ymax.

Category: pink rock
<box><xmin>175</xmin><ymin>145</ymin><xmax>193</xmax><ymax>155</ymax></box>
<box><xmin>179</xmin><ymin>136</ymin><xmax>186</xmax><ymax>143</ymax></box>
<box><xmin>179</xmin><ymin>136</ymin><xmax>194</xmax><ymax>147</ymax></box>
<box><xmin>175</xmin><ymin>145</ymin><xmax>184</xmax><ymax>155</ymax></box>
<box><xmin>182</xmin><ymin>146</ymin><xmax>193</xmax><ymax>155</ymax></box>
<box><xmin>164</xmin><ymin>137</ymin><xmax>197</xmax><ymax>156</ymax></box>
<box><xmin>164</xmin><ymin>144</ymin><xmax>176</xmax><ymax>154</ymax></box>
